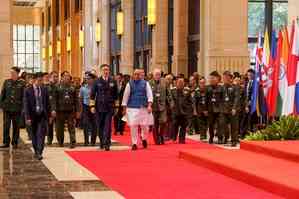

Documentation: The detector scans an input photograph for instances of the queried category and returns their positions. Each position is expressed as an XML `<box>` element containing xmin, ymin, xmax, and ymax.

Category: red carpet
<box><xmin>180</xmin><ymin>148</ymin><xmax>299</xmax><ymax>199</ymax></box>
<box><xmin>241</xmin><ymin>140</ymin><xmax>299</xmax><ymax>163</ymax></box>
<box><xmin>66</xmin><ymin>132</ymin><xmax>283</xmax><ymax>199</ymax></box>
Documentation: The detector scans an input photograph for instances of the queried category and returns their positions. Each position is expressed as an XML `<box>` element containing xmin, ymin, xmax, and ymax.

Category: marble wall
<box><xmin>0</xmin><ymin>0</ymin><xmax>12</xmax><ymax>144</ymax></box>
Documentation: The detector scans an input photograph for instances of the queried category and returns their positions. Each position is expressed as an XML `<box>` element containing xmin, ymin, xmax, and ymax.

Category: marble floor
<box><xmin>0</xmin><ymin>128</ymin><xmax>126</xmax><ymax>199</ymax></box>
<box><xmin>0</xmin><ymin>111</ymin><xmax>237</xmax><ymax>199</ymax></box>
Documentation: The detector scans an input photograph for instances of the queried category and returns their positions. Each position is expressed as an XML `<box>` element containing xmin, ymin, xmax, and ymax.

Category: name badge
<box><xmin>225</xmin><ymin>97</ymin><xmax>230</xmax><ymax>101</ymax></box>
<box><xmin>109</xmin><ymin>83</ymin><xmax>114</xmax><ymax>87</ymax></box>
<box><xmin>183</xmin><ymin>91</ymin><xmax>189</xmax><ymax>95</ymax></box>
<box><xmin>211</xmin><ymin>98</ymin><xmax>216</xmax><ymax>102</ymax></box>
<box><xmin>65</xmin><ymin>95</ymin><xmax>70</xmax><ymax>99</ymax></box>
<box><xmin>156</xmin><ymin>93</ymin><xmax>161</xmax><ymax>97</ymax></box>
<box><xmin>201</xmin><ymin>100</ymin><xmax>205</xmax><ymax>105</ymax></box>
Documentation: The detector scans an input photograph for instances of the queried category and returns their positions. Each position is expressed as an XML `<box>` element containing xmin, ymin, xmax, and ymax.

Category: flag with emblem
<box><xmin>277</xmin><ymin>27</ymin><xmax>290</xmax><ymax>116</ymax></box>
<box><xmin>282</xmin><ymin>21</ymin><xmax>299</xmax><ymax>115</ymax></box>
<box><xmin>266</xmin><ymin>30</ymin><xmax>280</xmax><ymax>117</ymax></box>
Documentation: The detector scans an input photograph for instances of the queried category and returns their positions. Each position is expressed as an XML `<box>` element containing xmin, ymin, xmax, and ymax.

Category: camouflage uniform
<box><xmin>194</xmin><ymin>86</ymin><xmax>208</xmax><ymax>140</ymax></box>
<box><xmin>206</xmin><ymin>85</ymin><xmax>224</xmax><ymax>144</ymax></box>
<box><xmin>51</xmin><ymin>83</ymin><xmax>80</xmax><ymax>147</ymax></box>
<box><xmin>169</xmin><ymin>86</ymin><xmax>193</xmax><ymax>143</ymax></box>
<box><xmin>221</xmin><ymin>83</ymin><xmax>240</xmax><ymax>146</ymax></box>
<box><xmin>0</xmin><ymin>79</ymin><xmax>26</xmax><ymax>147</ymax></box>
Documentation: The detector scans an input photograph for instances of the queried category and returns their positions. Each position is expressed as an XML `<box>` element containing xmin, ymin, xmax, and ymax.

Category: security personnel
<box><xmin>194</xmin><ymin>77</ymin><xmax>208</xmax><ymax>140</ymax></box>
<box><xmin>51</xmin><ymin>71</ymin><xmax>80</xmax><ymax>148</ymax></box>
<box><xmin>0</xmin><ymin>67</ymin><xmax>26</xmax><ymax>149</ymax></box>
<box><xmin>221</xmin><ymin>71</ymin><xmax>240</xmax><ymax>147</ymax></box>
<box><xmin>44</xmin><ymin>71</ymin><xmax>59</xmax><ymax>145</ymax></box>
<box><xmin>170</xmin><ymin>78</ymin><xmax>193</xmax><ymax>144</ymax></box>
<box><xmin>149</xmin><ymin>68</ymin><xmax>169</xmax><ymax>145</ymax></box>
<box><xmin>80</xmin><ymin>73</ymin><xmax>97</xmax><ymax>146</ymax></box>
<box><xmin>90</xmin><ymin>64</ymin><xmax>118</xmax><ymax>151</ymax></box>
<box><xmin>240</xmin><ymin>69</ymin><xmax>256</xmax><ymax>138</ymax></box>
<box><xmin>206</xmin><ymin>71</ymin><xmax>224</xmax><ymax>144</ymax></box>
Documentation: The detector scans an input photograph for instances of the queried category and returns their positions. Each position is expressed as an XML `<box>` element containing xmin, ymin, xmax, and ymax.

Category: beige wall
<box><xmin>12</xmin><ymin>6</ymin><xmax>41</xmax><ymax>25</ymax></box>
<box><xmin>288</xmin><ymin>0</ymin><xmax>299</xmax><ymax>25</ymax></box>
<box><xmin>0</xmin><ymin>0</ymin><xmax>12</xmax><ymax>144</ymax></box>
<box><xmin>200</xmin><ymin>0</ymin><xmax>249</xmax><ymax>77</ymax></box>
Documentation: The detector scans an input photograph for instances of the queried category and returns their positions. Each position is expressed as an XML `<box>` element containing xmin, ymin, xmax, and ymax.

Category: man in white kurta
<box><xmin>122</xmin><ymin>69</ymin><xmax>153</xmax><ymax>150</ymax></box>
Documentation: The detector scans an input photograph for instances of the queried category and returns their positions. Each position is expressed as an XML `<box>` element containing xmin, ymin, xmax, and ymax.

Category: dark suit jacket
<box><xmin>90</xmin><ymin>76</ymin><xmax>118</xmax><ymax>112</ymax></box>
<box><xmin>23</xmin><ymin>85</ymin><xmax>50</xmax><ymax>121</ymax></box>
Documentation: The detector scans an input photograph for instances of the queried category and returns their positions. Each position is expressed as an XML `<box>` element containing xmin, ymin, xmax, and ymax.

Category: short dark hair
<box><xmin>11</xmin><ymin>67</ymin><xmax>21</xmax><ymax>74</ymax></box>
<box><xmin>32</xmin><ymin>72</ymin><xmax>44</xmax><ymax>79</ymax></box>
<box><xmin>223</xmin><ymin>71</ymin><xmax>233</xmax><ymax>78</ymax></box>
<box><xmin>87</xmin><ymin>73</ymin><xmax>96</xmax><ymax>79</ymax></box>
<box><xmin>247</xmin><ymin>69</ymin><xmax>255</xmax><ymax>74</ymax></box>
<box><xmin>210</xmin><ymin>71</ymin><xmax>220</xmax><ymax>77</ymax></box>
<box><xmin>61</xmin><ymin>71</ymin><xmax>70</xmax><ymax>77</ymax></box>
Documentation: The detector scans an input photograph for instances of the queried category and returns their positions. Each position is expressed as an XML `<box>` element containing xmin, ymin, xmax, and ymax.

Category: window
<box><xmin>13</xmin><ymin>24</ymin><xmax>41</xmax><ymax>73</ymax></box>
<box><xmin>248</xmin><ymin>0</ymin><xmax>288</xmax><ymax>66</ymax></box>
<box><xmin>110</xmin><ymin>0</ymin><xmax>121</xmax><ymax>74</ymax></box>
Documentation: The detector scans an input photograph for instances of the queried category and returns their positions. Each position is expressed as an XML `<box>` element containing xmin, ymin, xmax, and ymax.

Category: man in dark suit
<box><xmin>24</xmin><ymin>72</ymin><xmax>50</xmax><ymax>160</ymax></box>
<box><xmin>90</xmin><ymin>64</ymin><xmax>118</xmax><ymax>151</ymax></box>
<box><xmin>240</xmin><ymin>69</ymin><xmax>257</xmax><ymax>138</ymax></box>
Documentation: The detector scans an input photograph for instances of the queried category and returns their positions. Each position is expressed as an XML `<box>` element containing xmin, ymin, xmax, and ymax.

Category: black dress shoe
<box><xmin>12</xmin><ymin>145</ymin><xmax>18</xmax><ymax>149</ymax></box>
<box><xmin>37</xmin><ymin>154</ymin><xmax>43</xmax><ymax>160</ymax></box>
<box><xmin>104</xmin><ymin>146</ymin><xmax>110</xmax><ymax>151</ymax></box>
<box><xmin>70</xmin><ymin>144</ymin><xmax>76</xmax><ymax>149</ymax></box>
<box><xmin>132</xmin><ymin>144</ymin><xmax>137</xmax><ymax>151</ymax></box>
<box><xmin>160</xmin><ymin>136</ymin><xmax>165</xmax><ymax>145</ymax></box>
<box><xmin>179</xmin><ymin>140</ymin><xmax>186</xmax><ymax>144</ymax></box>
<box><xmin>100</xmin><ymin>144</ymin><xmax>104</xmax><ymax>149</ymax></box>
<box><xmin>0</xmin><ymin>144</ymin><xmax>10</xmax><ymax>148</ymax></box>
<box><xmin>231</xmin><ymin>142</ymin><xmax>238</xmax><ymax>147</ymax></box>
<box><xmin>142</xmin><ymin>140</ymin><xmax>148</xmax><ymax>148</ymax></box>
<box><xmin>59</xmin><ymin>143</ymin><xmax>64</xmax><ymax>148</ymax></box>
<box><xmin>208</xmin><ymin>138</ymin><xmax>214</xmax><ymax>144</ymax></box>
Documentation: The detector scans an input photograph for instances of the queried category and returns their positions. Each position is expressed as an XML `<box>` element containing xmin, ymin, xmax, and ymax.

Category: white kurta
<box><xmin>122</xmin><ymin>81</ymin><xmax>154</xmax><ymax>126</ymax></box>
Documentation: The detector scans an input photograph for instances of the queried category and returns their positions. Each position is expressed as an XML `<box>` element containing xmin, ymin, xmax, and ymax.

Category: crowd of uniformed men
<box><xmin>0</xmin><ymin>65</ymin><xmax>257</xmax><ymax>160</ymax></box>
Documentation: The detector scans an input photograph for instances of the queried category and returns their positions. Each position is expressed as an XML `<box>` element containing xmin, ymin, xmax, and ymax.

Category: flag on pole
<box><xmin>251</xmin><ymin>33</ymin><xmax>263</xmax><ymax>115</ymax></box>
<box><xmin>282</xmin><ymin>21</ymin><xmax>299</xmax><ymax>115</ymax></box>
<box><xmin>277</xmin><ymin>27</ymin><xmax>290</xmax><ymax>116</ymax></box>
<box><xmin>266</xmin><ymin>30</ymin><xmax>280</xmax><ymax>116</ymax></box>
<box><xmin>261</xmin><ymin>29</ymin><xmax>271</xmax><ymax>97</ymax></box>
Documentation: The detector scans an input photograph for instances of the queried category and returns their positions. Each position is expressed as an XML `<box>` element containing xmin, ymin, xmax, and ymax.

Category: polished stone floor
<box><xmin>0</xmin><ymin>126</ymin><xmax>126</xmax><ymax>199</ymax></box>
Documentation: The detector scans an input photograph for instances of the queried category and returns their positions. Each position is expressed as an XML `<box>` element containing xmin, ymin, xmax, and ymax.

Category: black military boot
<box><xmin>132</xmin><ymin>144</ymin><xmax>137</xmax><ymax>151</ymax></box>
<box><xmin>142</xmin><ymin>140</ymin><xmax>148</xmax><ymax>148</ymax></box>
<box><xmin>160</xmin><ymin>136</ymin><xmax>165</xmax><ymax>145</ymax></box>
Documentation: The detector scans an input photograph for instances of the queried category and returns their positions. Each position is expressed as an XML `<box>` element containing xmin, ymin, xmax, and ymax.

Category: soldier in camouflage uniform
<box><xmin>221</xmin><ymin>71</ymin><xmax>240</xmax><ymax>147</ymax></box>
<box><xmin>169</xmin><ymin>78</ymin><xmax>193</xmax><ymax>144</ymax></box>
<box><xmin>149</xmin><ymin>68</ymin><xmax>169</xmax><ymax>145</ymax></box>
<box><xmin>194</xmin><ymin>77</ymin><xmax>208</xmax><ymax>140</ymax></box>
<box><xmin>51</xmin><ymin>71</ymin><xmax>80</xmax><ymax>148</ymax></box>
<box><xmin>206</xmin><ymin>71</ymin><xmax>224</xmax><ymax>144</ymax></box>
<box><xmin>44</xmin><ymin>71</ymin><xmax>59</xmax><ymax>145</ymax></box>
<box><xmin>0</xmin><ymin>67</ymin><xmax>26</xmax><ymax>148</ymax></box>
